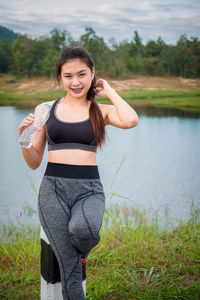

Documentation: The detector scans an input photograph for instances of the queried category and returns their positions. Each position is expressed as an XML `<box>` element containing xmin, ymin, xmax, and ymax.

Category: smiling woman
<box><xmin>61</xmin><ymin>63</ymin><xmax>93</xmax><ymax>96</ymax></box>
<box><xmin>18</xmin><ymin>46</ymin><xmax>139</xmax><ymax>300</ymax></box>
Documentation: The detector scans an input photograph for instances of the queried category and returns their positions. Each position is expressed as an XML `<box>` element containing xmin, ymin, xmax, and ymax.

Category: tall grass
<box><xmin>0</xmin><ymin>156</ymin><xmax>200</xmax><ymax>299</ymax></box>
<box><xmin>0</xmin><ymin>203</ymin><xmax>199</xmax><ymax>299</ymax></box>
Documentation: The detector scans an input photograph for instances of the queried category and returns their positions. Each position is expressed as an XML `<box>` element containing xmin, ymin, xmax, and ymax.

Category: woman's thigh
<box><xmin>38</xmin><ymin>175</ymin><xmax>76</xmax><ymax>257</ymax></box>
<box><xmin>69</xmin><ymin>179</ymin><xmax>106</xmax><ymax>239</ymax></box>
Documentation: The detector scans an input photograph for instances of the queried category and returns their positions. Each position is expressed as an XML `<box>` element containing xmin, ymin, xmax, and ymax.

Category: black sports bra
<box><xmin>46</xmin><ymin>98</ymin><xmax>97</xmax><ymax>152</ymax></box>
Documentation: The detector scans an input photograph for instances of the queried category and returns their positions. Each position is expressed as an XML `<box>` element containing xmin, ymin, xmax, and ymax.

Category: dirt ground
<box><xmin>0</xmin><ymin>75</ymin><xmax>200</xmax><ymax>95</ymax></box>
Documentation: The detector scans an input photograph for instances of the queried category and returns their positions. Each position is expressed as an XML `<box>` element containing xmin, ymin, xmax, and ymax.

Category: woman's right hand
<box><xmin>19</xmin><ymin>113</ymin><xmax>35</xmax><ymax>137</ymax></box>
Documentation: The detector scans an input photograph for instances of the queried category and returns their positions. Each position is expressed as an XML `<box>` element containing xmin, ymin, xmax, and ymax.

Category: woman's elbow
<box><xmin>127</xmin><ymin>115</ymin><xmax>139</xmax><ymax>128</ymax></box>
<box><xmin>30</xmin><ymin>164</ymin><xmax>39</xmax><ymax>170</ymax></box>
<box><xmin>26</xmin><ymin>159</ymin><xmax>41</xmax><ymax>170</ymax></box>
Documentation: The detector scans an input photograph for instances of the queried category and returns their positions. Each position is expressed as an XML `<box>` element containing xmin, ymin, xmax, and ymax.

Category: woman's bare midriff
<box><xmin>48</xmin><ymin>149</ymin><xmax>97</xmax><ymax>165</ymax></box>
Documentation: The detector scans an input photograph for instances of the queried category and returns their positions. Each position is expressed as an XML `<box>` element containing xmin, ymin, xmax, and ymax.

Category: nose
<box><xmin>71</xmin><ymin>76</ymin><xmax>80</xmax><ymax>86</ymax></box>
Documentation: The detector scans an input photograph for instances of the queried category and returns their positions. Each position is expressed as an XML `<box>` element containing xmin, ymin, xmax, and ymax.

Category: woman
<box><xmin>19</xmin><ymin>46</ymin><xmax>139</xmax><ymax>300</ymax></box>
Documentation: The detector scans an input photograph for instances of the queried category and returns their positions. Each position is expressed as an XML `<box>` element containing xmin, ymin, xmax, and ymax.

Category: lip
<box><xmin>71</xmin><ymin>87</ymin><xmax>83</xmax><ymax>94</ymax></box>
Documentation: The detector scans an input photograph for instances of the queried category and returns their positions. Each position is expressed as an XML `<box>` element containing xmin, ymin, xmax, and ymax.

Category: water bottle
<box><xmin>19</xmin><ymin>103</ymin><xmax>51</xmax><ymax>149</ymax></box>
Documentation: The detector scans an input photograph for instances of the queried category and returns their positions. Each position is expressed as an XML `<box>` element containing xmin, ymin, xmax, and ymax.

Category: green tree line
<box><xmin>0</xmin><ymin>26</ymin><xmax>200</xmax><ymax>78</ymax></box>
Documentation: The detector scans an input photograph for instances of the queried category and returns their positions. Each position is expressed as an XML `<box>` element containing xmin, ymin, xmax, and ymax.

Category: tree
<box><xmin>5</xmin><ymin>27</ymin><xmax>200</xmax><ymax>79</ymax></box>
<box><xmin>12</xmin><ymin>34</ymin><xmax>34</xmax><ymax>77</ymax></box>
<box><xmin>80</xmin><ymin>27</ymin><xmax>110</xmax><ymax>76</ymax></box>
<box><xmin>0</xmin><ymin>26</ymin><xmax>18</xmax><ymax>43</ymax></box>
<box><xmin>50</xmin><ymin>28</ymin><xmax>67</xmax><ymax>51</ymax></box>
<box><xmin>176</xmin><ymin>35</ymin><xmax>193</xmax><ymax>77</ymax></box>
<box><xmin>0</xmin><ymin>40</ymin><xmax>12</xmax><ymax>73</ymax></box>
<box><xmin>156</xmin><ymin>37</ymin><xmax>165</xmax><ymax>54</ymax></box>
<box><xmin>80</xmin><ymin>27</ymin><xmax>96</xmax><ymax>47</ymax></box>
<box><xmin>133</xmin><ymin>31</ymin><xmax>143</xmax><ymax>57</ymax></box>
<box><xmin>143</xmin><ymin>57</ymin><xmax>160</xmax><ymax>75</ymax></box>
<box><xmin>41</xmin><ymin>48</ymin><xmax>58</xmax><ymax>77</ymax></box>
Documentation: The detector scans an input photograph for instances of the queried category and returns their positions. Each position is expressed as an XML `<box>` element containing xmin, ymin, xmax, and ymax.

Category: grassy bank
<box><xmin>0</xmin><ymin>89</ymin><xmax>200</xmax><ymax>113</ymax></box>
<box><xmin>0</xmin><ymin>204</ymin><xmax>199</xmax><ymax>300</ymax></box>
<box><xmin>97</xmin><ymin>89</ymin><xmax>200</xmax><ymax>113</ymax></box>
<box><xmin>0</xmin><ymin>75</ymin><xmax>200</xmax><ymax>112</ymax></box>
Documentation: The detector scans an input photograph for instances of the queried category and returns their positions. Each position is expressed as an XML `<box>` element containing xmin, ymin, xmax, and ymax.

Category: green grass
<box><xmin>0</xmin><ymin>93</ymin><xmax>33</xmax><ymax>105</ymax></box>
<box><xmin>0</xmin><ymin>157</ymin><xmax>200</xmax><ymax>299</ymax></box>
<box><xmin>96</xmin><ymin>89</ymin><xmax>200</xmax><ymax>113</ymax></box>
<box><xmin>87</xmin><ymin>204</ymin><xmax>200</xmax><ymax>300</ymax></box>
<box><xmin>0</xmin><ymin>224</ymin><xmax>41</xmax><ymax>300</ymax></box>
<box><xmin>0</xmin><ymin>203</ymin><xmax>199</xmax><ymax>299</ymax></box>
<box><xmin>0</xmin><ymin>90</ymin><xmax>64</xmax><ymax>107</ymax></box>
<box><xmin>0</xmin><ymin>89</ymin><xmax>200</xmax><ymax>113</ymax></box>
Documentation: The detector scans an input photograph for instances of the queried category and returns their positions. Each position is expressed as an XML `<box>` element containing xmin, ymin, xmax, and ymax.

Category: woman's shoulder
<box><xmin>96</xmin><ymin>102</ymin><xmax>112</xmax><ymax>124</ymax></box>
<box><xmin>96</xmin><ymin>102</ymin><xmax>107</xmax><ymax>111</ymax></box>
<box><xmin>40</xmin><ymin>99</ymin><xmax>58</xmax><ymax>107</ymax></box>
<box><xmin>34</xmin><ymin>98</ymin><xmax>60</xmax><ymax>111</ymax></box>
<box><xmin>97</xmin><ymin>102</ymin><xmax>113</xmax><ymax>109</ymax></box>
<box><xmin>96</xmin><ymin>102</ymin><xmax>105</xmax><ymax>115</ymax></box>
<box><xmin>97</xmin><ymin>102</ymin><xmax>113</xmax><ymax>115</ymax></box>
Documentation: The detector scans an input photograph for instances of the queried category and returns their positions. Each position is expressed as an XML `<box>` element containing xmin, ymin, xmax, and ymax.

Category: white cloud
<box><xmin>0</xmin><ymin>0</ymin><xmax>199</xmax><ymax>44</ymax></box>
<box><xmin>96</xmin><ymin>4</ymin><xmax>115</xmax><ymax>13</ymax></box>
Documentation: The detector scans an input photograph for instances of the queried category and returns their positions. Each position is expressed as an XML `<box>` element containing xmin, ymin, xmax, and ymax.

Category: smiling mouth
<box><xmin>71</xmin><ymin>88</ymin><xmax>83</xmax><ymax>93</ymax></box>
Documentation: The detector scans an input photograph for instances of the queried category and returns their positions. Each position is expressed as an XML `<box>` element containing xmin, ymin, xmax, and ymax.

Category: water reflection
<box><xmin>0</xmin><ymin>104</ymin><xmax>199</xmax><ymax>231</ymax></box>
<box><xmin>130</xmin><ymin>104</ymin><xmax>200</xmax><ymax>118</ymax></box>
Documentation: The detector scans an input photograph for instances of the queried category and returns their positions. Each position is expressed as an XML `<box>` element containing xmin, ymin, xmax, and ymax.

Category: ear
<box><xmin>91</xmin><ymin>67</ymin><xmax>95</xmax><ymax>80</ymax></box>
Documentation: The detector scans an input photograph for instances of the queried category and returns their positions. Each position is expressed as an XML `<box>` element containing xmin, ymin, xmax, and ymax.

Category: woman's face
<box><xmin>60</xmin><ymin>59</ymin><xmax>95</xmax><ymax>99</ymax></box>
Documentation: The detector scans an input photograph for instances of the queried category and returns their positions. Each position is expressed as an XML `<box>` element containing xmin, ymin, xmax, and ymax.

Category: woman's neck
<box><xmin>62</xmin><ymin>95</ymin><xmax>88</xmax><ymax>108</ymax></box>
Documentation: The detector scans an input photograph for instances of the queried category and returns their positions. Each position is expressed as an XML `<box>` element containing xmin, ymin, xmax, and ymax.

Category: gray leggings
<box><xmin>38</xmin><ymin>162</ymin><xmax>105</xmax><ymax>300</ymax></box>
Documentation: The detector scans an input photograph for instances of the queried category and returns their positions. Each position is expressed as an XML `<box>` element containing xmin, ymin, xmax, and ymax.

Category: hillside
<box><xmin>0</xmin><ymin>75</ymin><xmax>199</xmax><ymax>95</ymax></box>
<box><xmin>0</xmin><ymin>25</ymin><xmax>18</xmax><ymax>42</ymax></box>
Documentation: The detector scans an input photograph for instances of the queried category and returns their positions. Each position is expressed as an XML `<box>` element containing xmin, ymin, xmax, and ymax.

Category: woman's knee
<box><xmin>69</xmin><ymin>221</ymin><xmax>100</xmax><ymax>254</ymax></box>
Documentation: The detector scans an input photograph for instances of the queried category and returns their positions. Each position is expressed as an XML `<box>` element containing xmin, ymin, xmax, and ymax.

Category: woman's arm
<box><xmin>94</xmin><ymin>79</ymin><xmax>139</xmax><ymax>129</ymax></box>
<box><xmin>20</xmin><ymin>127</ymin><xmax>46</xmax><ymax>170</ymax></box>
<box><xmin>19</xmin><ymin>103</ymin><xmax>47</xmax><ymax>170</ymax></box>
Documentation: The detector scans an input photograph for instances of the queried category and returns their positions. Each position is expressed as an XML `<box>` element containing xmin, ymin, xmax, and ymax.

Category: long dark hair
<box><xmin>56</xmin><ymin>46</ymin><xmax>106</xmax><ymax>151</ymax></box>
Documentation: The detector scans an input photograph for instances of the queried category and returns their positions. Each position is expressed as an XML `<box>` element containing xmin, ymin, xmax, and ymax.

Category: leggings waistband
<box><xmin>44</xmin><ymin>162</ymin><xmax>100</xmax><ymax>179</ymax></box>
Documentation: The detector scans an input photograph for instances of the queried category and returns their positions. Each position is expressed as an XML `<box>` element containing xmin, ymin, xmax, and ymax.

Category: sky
<box><xmin>0</xmin><ymin>0</ymin><xmax>200</xmax><ymax>45</ymax></box>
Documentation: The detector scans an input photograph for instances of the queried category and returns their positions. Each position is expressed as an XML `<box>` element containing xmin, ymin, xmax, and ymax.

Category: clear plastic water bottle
<box><xmin>19</xmin><ymin>103</ymin><xmax>51</xmax><ymax>149</ymax></box>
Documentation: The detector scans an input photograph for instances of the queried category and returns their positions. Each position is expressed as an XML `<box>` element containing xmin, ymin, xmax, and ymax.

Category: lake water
<box><xmin>0</xmin><ymin>105</ymin><xmax>200</xmax><ymax>231</ymax></box>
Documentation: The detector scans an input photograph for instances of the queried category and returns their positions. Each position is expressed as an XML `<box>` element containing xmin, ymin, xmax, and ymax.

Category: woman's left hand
<box><xmin>94</xmin><ymin>79</ymin><xmax>113</xmax><ymax>98</ymax></box>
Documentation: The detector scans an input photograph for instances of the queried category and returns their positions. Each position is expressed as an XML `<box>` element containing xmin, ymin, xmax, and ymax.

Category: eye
<box><xmin>80</xmin><ymin>73</ymin><xmax>86</xmax><ymax>77</ymax></box>
<box><xmin>64</xmin><ymin>75</ymin><xmax>71</xmax><ymax>78</ymax></box>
